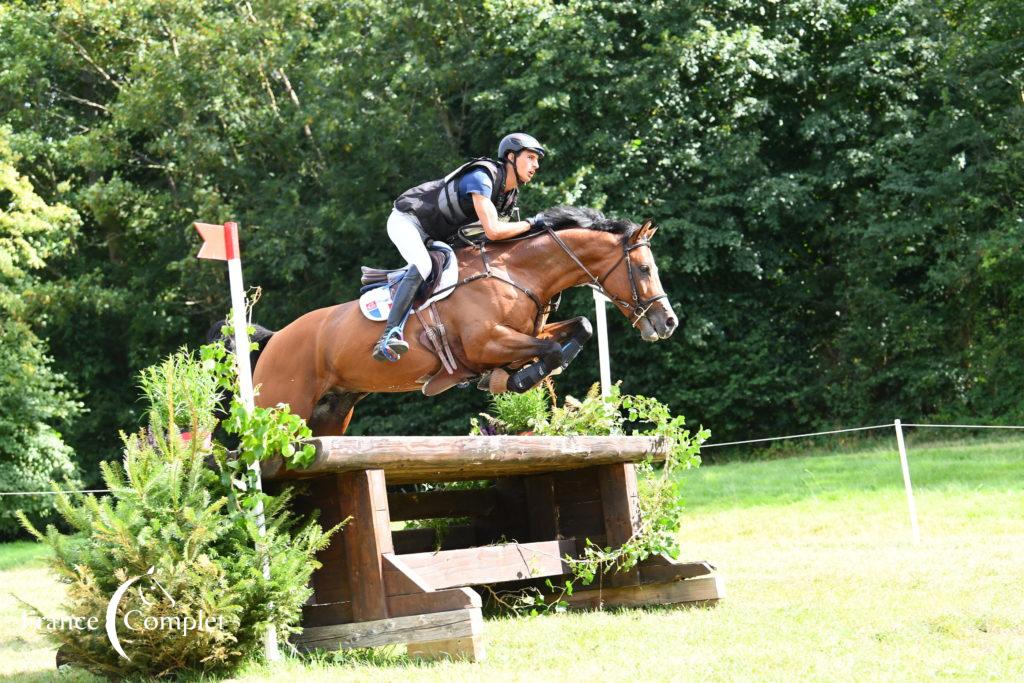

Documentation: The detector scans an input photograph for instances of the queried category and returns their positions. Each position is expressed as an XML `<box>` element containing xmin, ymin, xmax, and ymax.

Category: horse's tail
<box><xmin>204</xmin><ymin>319</ymin><xmax>276</xmax><ymax>373</ymax></box>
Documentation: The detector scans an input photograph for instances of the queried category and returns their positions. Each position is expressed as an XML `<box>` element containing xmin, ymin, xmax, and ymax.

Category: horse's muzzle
<box><xmin>646</xmin><ymin>301</ymin><xmax>678</xmax><ymax>341</ymax></box>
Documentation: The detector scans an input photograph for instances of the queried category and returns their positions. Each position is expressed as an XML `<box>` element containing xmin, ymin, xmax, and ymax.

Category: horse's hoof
<box><xmin>488</xmin><ymin>368</ymin><xmax>510</xmax><ymax>394</ymax></box>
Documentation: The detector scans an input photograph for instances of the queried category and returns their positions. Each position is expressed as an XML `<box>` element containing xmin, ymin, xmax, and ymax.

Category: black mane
<box><xmin>539</xmin><ymin>205</ymin><xmax>636</xmax><ymax>235</ymax></box>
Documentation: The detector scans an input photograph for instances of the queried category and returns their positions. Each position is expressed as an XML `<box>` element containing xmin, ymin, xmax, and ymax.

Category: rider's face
<box><xmin>513</xmin><ymin>151</ymin><xmax>541</xmax><ymax>183</ymax></box>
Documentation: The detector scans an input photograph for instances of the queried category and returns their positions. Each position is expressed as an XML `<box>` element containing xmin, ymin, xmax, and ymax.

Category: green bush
<box><xmin>20</xmin><ymin>347</ymin><xmax>336</xmax><ymax>678</ymax></box>
<box><xmin>0</xmin><ymin>422</ymin><xmax>80</xmax><ymax>540</ymax></box>
<box><xmin>0</xmin><ymin>131</ymin><xmax>83</xmax><ymax>538</ymax></box>
<box><xmin>0</xmin><ymin>321</ymin><xmax>82</xmax><ymax>540</ymax></box>
<box><xmin>471</xmin><ymin>384</ymin><xmax>553</xmax><ymax>435</ymax></box>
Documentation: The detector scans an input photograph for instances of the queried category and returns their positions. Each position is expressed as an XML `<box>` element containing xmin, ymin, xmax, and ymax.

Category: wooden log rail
<box><xmin>261</xmin><ymin>435</ymin><xmax>672</xmax><ymax>484</ymax></box>
<box><xmin>266</xmin><ymin>436</ymin><xmax>723</xmax><ymax>661</ymax></box>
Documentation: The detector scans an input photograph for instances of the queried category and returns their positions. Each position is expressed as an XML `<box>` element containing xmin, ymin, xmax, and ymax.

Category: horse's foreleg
<box><xmin>468</xmin><ymin>325</ymin><xmax>565</xmax><ymax>394</ymax></box>
<box><xmin>309</xmin><ymin>391</ymin><xmax>369</xmax><ymax>436</ymax></box>
<box><xmin>537</xmin><ymin>316</ymin><xmax>593</xmax><ymax>373</ymax></box>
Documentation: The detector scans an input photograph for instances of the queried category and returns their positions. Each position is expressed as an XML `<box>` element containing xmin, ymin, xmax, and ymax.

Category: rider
<box><xmin>372</xmin><ymin>133</ymin><xmax>549</xmax><ymax>362</ymax></box>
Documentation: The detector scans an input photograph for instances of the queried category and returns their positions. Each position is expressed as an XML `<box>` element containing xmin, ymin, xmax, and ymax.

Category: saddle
<box><xmin>356</xmin><ymin>229</ymin><xmax>553</xmax><ymax>397</ymax></box>
<box><xmin>359</xmin><ymin>242</ymin><xmax>473</xmax><ymax>395</ymax></box>
<box><xmin>357</xmin><ymin>242</ymin><xmax>458</xmax><ymax>321</ymax></box>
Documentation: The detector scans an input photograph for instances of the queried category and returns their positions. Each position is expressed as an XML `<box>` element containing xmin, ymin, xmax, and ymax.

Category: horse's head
<box><xmin>599</xmin><ymin>220</ymin><xmax>678</xmax><ymax>342</ymax></box>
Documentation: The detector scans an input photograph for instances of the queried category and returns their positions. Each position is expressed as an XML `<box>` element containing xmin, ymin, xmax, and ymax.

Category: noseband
<box><xmin>545</xmin><ymin>228</ymin><xmax>669</xmax><ymax>328</ymax></box>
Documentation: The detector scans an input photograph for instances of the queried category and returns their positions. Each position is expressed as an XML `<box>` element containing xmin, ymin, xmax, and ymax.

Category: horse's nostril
<box><xmin>666</xmin><ymin>317</ymin><xmax>678</xmax><ymax>330</ymax></box>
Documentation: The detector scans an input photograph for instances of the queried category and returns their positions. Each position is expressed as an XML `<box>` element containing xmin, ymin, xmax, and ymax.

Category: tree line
<box><xmin>1</xmin><ymin>0</ymin><xmax>1021</xmax><ymax>498</ymax></box>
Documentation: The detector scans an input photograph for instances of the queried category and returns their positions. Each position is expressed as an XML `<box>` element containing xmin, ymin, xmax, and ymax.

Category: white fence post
<box><xmin>593</xmin><ymin>289</ymin><xmax>612</xmax><ymax>398</ymax></box>
<box><xmin>894</xmin><ymin>419</ymin><xmax>921</xmax><ymax>544</ymax></box>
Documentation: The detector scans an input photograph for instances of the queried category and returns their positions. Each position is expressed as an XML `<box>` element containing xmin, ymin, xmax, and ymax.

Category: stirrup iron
<box><xmin>373</xmin><ymin>327</ymin><xmax>409</xmax><ymax>362</ymax></box>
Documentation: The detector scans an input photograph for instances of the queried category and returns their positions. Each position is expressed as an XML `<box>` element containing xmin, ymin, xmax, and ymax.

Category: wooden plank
<box><xmin>551</xmin><ymin>468</ymin><xmax>601</xmax><ymax>504</ymax></box>
<box><xmin>293</xmin><ymin>608</ymin><xmax>483</xmax><ymax>656</ymax></box>
<box><xmin>302</xmin><ymin>601</ymin><xmax>353</xmax><ymax>627</ymax></box>
<box><xmin>407</xmin><ymin>634</ymin><xmax>485</xmax><ymax>662</ymax></box>
<box><xmin>379</xmin><ymin>553</ymin><xmax>484</xmax><ymax>618</ymax></box>
<box><xmin>388</xmin><ymin>588</ymin><xmax>481</xmax><ymax>618</ymax></box>
<box><xmin>299</xmin><ymin>478</ymin><xmax>352</xmax><ymax>605</ymax></box>
<box><xmin>556</xmin><ymin>499</ymin><xmax>606</xmax><ymax>541</ymax></box>
<box><xmin>638</xmin><ymin>556</ymin><xmax>716</xmax><ymax>584</ymax></box>
<box><xmin>392</xmin><ymin>540</ymin><xmax>576</xmax><ymax>590</ymax></box>
<box><xmin>487</xmin><ymin>477</ymin><xmax>528</xmax><ymax>543</ymax></box>
<box><xmin>392</xmin><ymin>525</ymin><xmax>477</xmax><ymax>554</ymax></box>
<box><xmin>309</xmin><ymin>534</ymin><xmax>349</xmax><ymax>604</ymax></box>
<box><xmin>338</xmin><ymin>470</ymin><xmax>393</xmax><ymax>621</ymax></box>
<box><xmin>562</xmin><ymin>575</ymin><xmax>724</xmax><ymax>610</ymax></box>
<box><xmin>263</xmin><ymin>435</ymin><xmax>671</xmax><ymax>483</ymax></box>
<box><xmin>597</xmin><ymin>463</ymin><xmax>642</xmax><ymax>587</ymax></box>
<box><xmin>388</xmin><ymin>487</ymin><xmax>498</xmax><ymax>522</ymax></box>
<box><xmin>523</xmin><ymin>474</ymin><xmax>558</xmax><ymax>541</ymax></box>
<box><xmin>381</xmin><ymin>554</ymin><xmax>432</xmax><ymax>595</ymax></box>
<box><xmin>302</xmin><ymin>588</ymin><xmax>481</xmax><ymax>625</ymax></box>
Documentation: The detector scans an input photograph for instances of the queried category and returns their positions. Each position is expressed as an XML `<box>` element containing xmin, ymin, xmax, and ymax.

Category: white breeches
<box><xmin>386</xmin><ymin>209</ymin><xmax>432</xmax><ymax>279</ymax></box>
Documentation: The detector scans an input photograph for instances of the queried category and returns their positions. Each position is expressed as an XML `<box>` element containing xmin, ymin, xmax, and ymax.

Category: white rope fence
<box><xmin>0</xmin><ymin>489</ymin><xmax>119</xmax><ymax>496</ymax></box>
<box><xmin>4</xmin><ymin>420</ymin><xmax>1024</xmax><ymax>545</ymax></box>
<box><xmin>700</xmin><ymin>419</ymin><xmax>1024</xmax><ymax>544</ymax></box>
<box><xmin>700</xmin><ymin>423</ymin><xmax>894</xmax><ymax>449</ymax></box>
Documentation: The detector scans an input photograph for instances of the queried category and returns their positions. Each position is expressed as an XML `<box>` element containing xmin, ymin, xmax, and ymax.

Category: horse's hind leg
<box><xmin>309</xmin><ymin>390</ymin><xmax>369</xmax><ymax>436</ymax></box>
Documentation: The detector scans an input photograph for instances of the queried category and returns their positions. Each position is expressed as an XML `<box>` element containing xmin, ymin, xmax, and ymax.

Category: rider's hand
<box><xmin>527</xmin><ymin>213</ymin><xmax>549</xmax><ymax>230</ymax></box>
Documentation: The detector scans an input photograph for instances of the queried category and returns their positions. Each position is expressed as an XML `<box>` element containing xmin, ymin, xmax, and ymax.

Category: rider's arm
<box><xmin>473</xmin><ymin>193</ymin><xmax>532</xmax><ymax>241</ymax></box>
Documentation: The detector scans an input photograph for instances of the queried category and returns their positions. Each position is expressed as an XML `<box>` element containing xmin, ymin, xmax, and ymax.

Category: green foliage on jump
<box><xmin>0</xmin><ymin>0</ymin><xmax>1021</xmax><ymax>479</ymax></box>
<box><xmin>201</xmin><ymin>338</ymin><xmax>316</xmax><ymax>472</ymax></box>
<box><xmin>473</xmin><ymin>382</ymin><xmax>708</xmax><ymax>610</ymax></box>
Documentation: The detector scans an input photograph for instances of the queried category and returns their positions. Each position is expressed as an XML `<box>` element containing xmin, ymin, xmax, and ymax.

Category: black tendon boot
<box><xmin>372</xmin><ymin>268</ymin><xmax>424</xmax><ymax>362</ymax></box>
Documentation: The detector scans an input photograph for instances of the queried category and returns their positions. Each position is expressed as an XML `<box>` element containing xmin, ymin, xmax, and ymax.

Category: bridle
<box><xmin>545</xmin><ymin>227</ymin><xmax>669</xmax><ymax>328</ymax></box>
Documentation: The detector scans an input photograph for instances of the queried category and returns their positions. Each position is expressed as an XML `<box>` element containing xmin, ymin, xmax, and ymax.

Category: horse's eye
<box><xmin>639</xmin><ymin>264</ymin><xmax>651</xmax><ymax>274</ymax></box>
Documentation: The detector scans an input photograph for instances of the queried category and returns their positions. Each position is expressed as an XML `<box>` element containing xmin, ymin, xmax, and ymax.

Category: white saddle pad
<box><xmin>358</xmin><ymin>240</ymin><xmax>459</xmax><ymax>322</ymax></box>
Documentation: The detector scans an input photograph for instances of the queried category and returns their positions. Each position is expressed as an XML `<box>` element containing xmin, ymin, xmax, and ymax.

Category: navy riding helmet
<box><xmin>498</xmin><ymin>133</ymin><xmax>546</xmax><ymax>162</ymax></box>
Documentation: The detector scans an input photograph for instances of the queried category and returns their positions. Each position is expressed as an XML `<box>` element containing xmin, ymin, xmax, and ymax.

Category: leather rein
<box><xmin>438</xmin><ymin>224</ymin><xmax>667</xmax><ymax>333</ymax></box>
<box><xmin>544</xmin><ymin>227</ymin><xmax>669</xmax><ymax>328</ymax></box>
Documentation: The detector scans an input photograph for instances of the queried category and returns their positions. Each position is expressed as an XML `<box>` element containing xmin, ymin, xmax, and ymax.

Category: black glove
<box><xmin>527</xmin><ymin>213</ymin><xmax>549</xmax><ymax>230</ymax></box>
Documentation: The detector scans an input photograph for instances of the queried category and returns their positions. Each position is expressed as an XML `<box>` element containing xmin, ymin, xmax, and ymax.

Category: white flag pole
<box><xmin>222</xmin><ymin>222</ymin><xmax>281</xmax><ymax>661</ymax></box>
<box><xmin>593</xmin><ymin>289</ymin><xmax>612</xmax><ymax>397</ymax></box>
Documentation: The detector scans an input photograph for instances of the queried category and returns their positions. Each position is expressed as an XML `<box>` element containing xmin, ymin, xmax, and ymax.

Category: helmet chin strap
<box><xmin>506</xmin><ymin>153</ymin><xmax>528</xmax><ymax>186</ymax></box>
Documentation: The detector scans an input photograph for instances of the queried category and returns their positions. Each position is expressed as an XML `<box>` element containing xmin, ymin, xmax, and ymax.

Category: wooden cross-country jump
<box><xmin>262</xmin><ymin>435</ymin><xmax>723</xmax><ymax>661</ymax></box>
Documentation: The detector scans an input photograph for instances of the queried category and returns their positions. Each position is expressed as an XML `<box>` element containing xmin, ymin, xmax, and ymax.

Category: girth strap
<box><xmin>414</xmin><ymin>305</ymin><xmax>459</xmax><ymax>375</ymax></box>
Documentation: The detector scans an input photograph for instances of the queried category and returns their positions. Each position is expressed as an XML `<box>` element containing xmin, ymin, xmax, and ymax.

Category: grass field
<box><xmin>2</xmin><ymin>436</ymin><xmax>1022</xmax><ymax>681</ymax></box>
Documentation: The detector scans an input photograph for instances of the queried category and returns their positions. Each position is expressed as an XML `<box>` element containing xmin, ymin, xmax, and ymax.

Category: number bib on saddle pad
<box><xmin>357</xmin><ymin>241</ymin><xmax>460</xmax><ymax>322</ymax></box>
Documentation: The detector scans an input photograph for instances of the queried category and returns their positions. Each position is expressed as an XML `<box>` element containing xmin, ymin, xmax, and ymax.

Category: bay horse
<box><xmin>251</xmin><ymin>206</ymin><xmax>678</xmax><ymax>436</ymax></box>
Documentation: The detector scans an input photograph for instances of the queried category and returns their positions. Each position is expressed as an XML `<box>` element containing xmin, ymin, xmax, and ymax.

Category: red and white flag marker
<box><xmin>195</xmin><ymin>221</ymin><xmax>280</xmax><ymax>661</ymax></box>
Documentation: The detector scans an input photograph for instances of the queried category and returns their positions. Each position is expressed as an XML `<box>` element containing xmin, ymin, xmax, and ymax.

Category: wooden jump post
<box><xmin>262</xmin><ymin>435</ymin><xmax>723</xmax><ymax>661</ymax></box>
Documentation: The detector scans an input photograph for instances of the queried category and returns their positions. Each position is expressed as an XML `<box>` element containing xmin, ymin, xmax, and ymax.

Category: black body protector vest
<box><xmin>394</xmin><ymin>158</ymin><xmax>519</xmax><ymax>241</ymax></box>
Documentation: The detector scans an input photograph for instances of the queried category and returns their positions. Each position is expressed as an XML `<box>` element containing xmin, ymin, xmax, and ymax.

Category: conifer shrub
<box><xmin>20</xmin><ymin>347</ymin><xmax>336</xmax><ymax>678</ymax></box>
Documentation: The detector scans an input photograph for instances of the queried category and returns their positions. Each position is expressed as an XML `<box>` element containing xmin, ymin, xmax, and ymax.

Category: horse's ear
<box><xmin>632</xmin><ymin>219</ymin><xmax>655</xmax><ymax>243</ymax></box>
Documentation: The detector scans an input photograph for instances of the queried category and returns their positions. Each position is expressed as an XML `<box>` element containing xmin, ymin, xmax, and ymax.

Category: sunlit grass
<box><xmin>2</xmin><ymin>438</ymin><xmax>1022</xmax><ymax>681</ymax></box>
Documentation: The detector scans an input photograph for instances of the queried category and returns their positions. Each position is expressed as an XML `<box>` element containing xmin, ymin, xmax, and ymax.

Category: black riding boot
<box><xmin>372</xmin><ymin>268</ymin><xmax>424</xmax><ymax>362</ymax></box>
